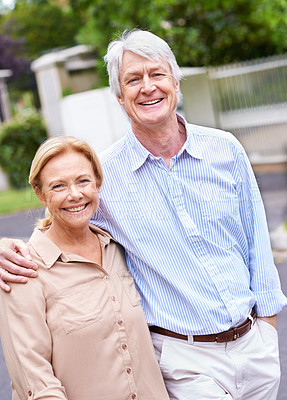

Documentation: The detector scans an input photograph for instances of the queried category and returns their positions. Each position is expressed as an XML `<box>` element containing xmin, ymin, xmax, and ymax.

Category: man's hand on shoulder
<box><xmin>0</xmin><ymin>238</ymin><xmax>38</xmax><ymax>292</ymax></box>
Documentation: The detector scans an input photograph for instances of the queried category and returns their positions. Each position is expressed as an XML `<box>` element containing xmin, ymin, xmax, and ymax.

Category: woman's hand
<box><xmin>0</xmin><ymin>238</ymin><xmax>38</xmax><ymax>292</ymax></box>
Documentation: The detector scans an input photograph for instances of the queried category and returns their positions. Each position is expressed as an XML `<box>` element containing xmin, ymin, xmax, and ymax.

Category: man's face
<box><xmin>117</xmin><ymin>51</ymin><xmax>179</xmax><ymax>132</ymax></box>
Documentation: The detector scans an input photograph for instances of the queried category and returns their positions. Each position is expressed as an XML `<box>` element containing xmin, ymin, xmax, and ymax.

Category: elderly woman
<box><xmin>0</xmin><ymin>136</ymin><xmax>169</xmax><ymax>400</ymax></box>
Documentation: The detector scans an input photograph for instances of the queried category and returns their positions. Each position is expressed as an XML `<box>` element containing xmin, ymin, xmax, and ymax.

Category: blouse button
<box><xmin>131</xmin><ymin>394</ymin><xmax>137</xmax><ymax>399</ymax></box>
<box><xmin>127</xmin><ymin>367</ymin><xmax>132</xmax><ymax>374</ymax></box>
<box><xmin>122</xmin><ymin>343</ymin><xmax>127</xmax><ymax>350</ymax></box>
<box><xmin>28</xmin><ymin>391</ymin><xmax>33</xmax><ymax>397</ymax></box>
<box><xmin>111</xmin><ymin>295</ymin><xmax>116</xmax><ymax>301</ymax></box>
<box><xmin>118</xmin><ymin>319</ymin><xmax>124</xmax><ymax>326</ymax></box>
<box><xmin>104</xmin><ymin>275</ymin><xmax>109</xmax><ymax>281</ymax></box>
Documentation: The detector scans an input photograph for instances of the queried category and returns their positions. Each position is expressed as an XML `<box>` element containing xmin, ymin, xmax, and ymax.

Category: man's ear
<box><xmin>117</xmin><ymin>94</ymin><xmax>124</xmax><ymax>106</ymax></box>
<box><xmin>34</xmin><ymin>187</ymin><xmax>47</xmax><ymax>206</ymax></box>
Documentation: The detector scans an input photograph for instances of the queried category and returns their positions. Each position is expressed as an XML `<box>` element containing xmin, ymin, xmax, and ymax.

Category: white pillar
<box><xmin>31</xmin><ymin>45</ymin><xmax>98</xmax><ymax>137</ymax></box>
<box><xmin>0</xmin><ymin>70</ymin><xmax>12</xmax><ymax>122</ymax></box>
<box><xmin>180</xmin><ymin>67</ymin><xmax>217</xmax><ymax>128</ymax></box>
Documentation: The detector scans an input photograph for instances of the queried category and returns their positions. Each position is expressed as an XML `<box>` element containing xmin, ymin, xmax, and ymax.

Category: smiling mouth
<box><xmin>63</xmin><ymin>204</ymin><xmax>88</xmax><ymax>213</ymax></box>
<box><xmin>140</xmin><ymin>98</ymin><xmax>163</xmax><ymax>106</ymax></box>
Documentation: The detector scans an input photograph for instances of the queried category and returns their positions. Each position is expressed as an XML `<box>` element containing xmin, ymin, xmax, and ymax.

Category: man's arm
<box><xmin>0</xmin><ymin>238</ymin><xmax>38</xmax><ymax>292</ymax></box>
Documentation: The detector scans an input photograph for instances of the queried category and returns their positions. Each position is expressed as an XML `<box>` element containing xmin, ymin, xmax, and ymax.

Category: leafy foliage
<box><xmin>1</xmin><ymin>0</ymin><xmax>287</xmax><ymax>93</ymax></box>
<box><xmin>0</xmin><ymin>1</ymin><xmax>83</xmax><ymax>60</ymax></box>
<box><xmin>76</xmin><ymin>0</ymin><xmax>287</xmax><ymax>71</ymax></box>
<box><xmin>0</xmin><ymin>111</ymin><xmax>47</xmax><ymax>188</ymax></box>
<box><xmin>0</xmin><ymin>0</ymin><xmax>83</xmax><ymax>103</ymax></box>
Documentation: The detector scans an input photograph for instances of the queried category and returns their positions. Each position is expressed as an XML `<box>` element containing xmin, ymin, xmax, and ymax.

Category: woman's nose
<box><xmin>68</xmin><ymin>184</ymin><xmax>83</xmax><ymax>199</ymax></box>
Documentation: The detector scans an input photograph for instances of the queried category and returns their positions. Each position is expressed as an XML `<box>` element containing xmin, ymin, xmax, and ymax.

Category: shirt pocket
<box><xmin>117</xmin><ymin>270</ymin><xmax>142</xmax><ymax>307</ymax></box>
<box><xmin>200</xmin><ymin>190</ymin><xmax>241</xmax><ymax>249</ymax></box>
<box><xmin>51</xmin><ymin>280</ymin><xmax>103</xmax><ymax>334</ymax></box>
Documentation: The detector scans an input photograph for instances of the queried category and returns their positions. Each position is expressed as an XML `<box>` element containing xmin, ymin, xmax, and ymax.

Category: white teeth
<box><xmin>65</xmin><ymin>205</ymin><xmax>86</xmax><ymax>212</ymax></box>
<box><xmin>141</xmin><ymin>99</ymin><xmax>161</xmax><ymax>105</ymax></box>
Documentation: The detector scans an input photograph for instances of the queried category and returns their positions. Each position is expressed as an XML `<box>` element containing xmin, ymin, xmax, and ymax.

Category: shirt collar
<box><xmin>126</xmin><ymin>125</ymin><xmax>150</xmax><ymax>171</ymax></box>
<box><xmin>126</xmin><ymin>114</ymin><xmax>203</xmax><ymax>172</ymax></box>
<box><xmin>28</xmin><ymin>225</ymin><xmax>114</xmax><ymax>269</ymax></box>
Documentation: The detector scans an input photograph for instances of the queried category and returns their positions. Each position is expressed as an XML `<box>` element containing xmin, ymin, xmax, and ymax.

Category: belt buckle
<box><xmin>232</xmin><ymin>328</ymin><xmax>239</xmax><ymax>340</ymax></box>
<box><xmin>216</xmin><ymin>328</ymin><xmax>239</xmax><ymax>342</ymax></box>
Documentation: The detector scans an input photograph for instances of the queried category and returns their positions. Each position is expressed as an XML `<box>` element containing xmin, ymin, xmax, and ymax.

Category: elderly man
<box><xmin>1</xmin><ymin>30</ymin><xmax>287</xmax><ymax>399</ymax></box>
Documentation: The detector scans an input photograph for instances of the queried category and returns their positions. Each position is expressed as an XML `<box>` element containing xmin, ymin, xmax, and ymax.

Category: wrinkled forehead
<box><xmin>120</xmin><ymin>50</ymin><xmax>171</xmax><ymax>76</ymax></box>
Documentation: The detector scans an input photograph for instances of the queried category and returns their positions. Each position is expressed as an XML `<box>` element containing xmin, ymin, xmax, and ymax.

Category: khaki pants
<box><xmin>151</xmin><ymin>319</ymin><xmax>280</xmax><ymax>400</ymax></box>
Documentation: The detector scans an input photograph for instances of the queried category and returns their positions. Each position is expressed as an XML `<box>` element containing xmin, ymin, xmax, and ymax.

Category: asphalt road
<box><xmin>0</xmin><ymin>170</ymin><xmax>287</xmax><ymax>399</ymax></box>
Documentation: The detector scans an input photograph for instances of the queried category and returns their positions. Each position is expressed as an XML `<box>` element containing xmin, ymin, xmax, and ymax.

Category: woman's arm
<box><xmin>0</xmin><ymin>276</ymin><xmax>68</xmax><ymax>399</ymax></box>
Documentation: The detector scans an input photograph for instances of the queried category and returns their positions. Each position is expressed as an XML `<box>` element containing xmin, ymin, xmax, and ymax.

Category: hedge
<box><xmin>0</xmin><ymin>110</ymin><xmax>48</xmax><ymax>189</ymax></box>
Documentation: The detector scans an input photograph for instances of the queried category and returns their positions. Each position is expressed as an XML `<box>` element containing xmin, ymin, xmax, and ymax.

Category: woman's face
<box><xmin>37</xmin><ymin>150</ymin><xmax>99</xmax><ymax>231</ymax></box>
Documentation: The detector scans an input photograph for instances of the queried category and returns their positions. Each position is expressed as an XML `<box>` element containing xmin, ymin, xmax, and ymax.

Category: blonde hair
<box><xmin>29</xmin><ymin>136</ymin><xmax>103</xmax><ymax>229</ymax></box>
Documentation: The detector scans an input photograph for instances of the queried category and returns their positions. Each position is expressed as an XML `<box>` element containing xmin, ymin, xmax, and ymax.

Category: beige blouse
<box><xmin>0</xmin><ymin>226</ymin><xmax>169</xmax><ymax>400</ymax></box>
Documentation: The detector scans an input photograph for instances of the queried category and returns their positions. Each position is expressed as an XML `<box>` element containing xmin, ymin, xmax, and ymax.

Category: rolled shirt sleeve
<box><xmin>0</xmin><ymin>278</ymin><xmax>68</xmax><ymax>399</ymax></box>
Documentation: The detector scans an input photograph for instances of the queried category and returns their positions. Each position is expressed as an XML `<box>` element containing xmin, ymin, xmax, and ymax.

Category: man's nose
<box><xmin>141</xmin><ymin>75</ymin><xmax>156</xmax><ymax>93</ymax></box>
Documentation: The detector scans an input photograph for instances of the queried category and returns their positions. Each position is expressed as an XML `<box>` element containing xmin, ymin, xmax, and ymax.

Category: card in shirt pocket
<box><xmin>51</xmin><ymin>280</ymin><xmax>103</xmax><ymax>334</ymax></box>
<box><xmin>117</xmin><ymin>270</ymin><xmax>142</xmax><ymax>307</ymax></box>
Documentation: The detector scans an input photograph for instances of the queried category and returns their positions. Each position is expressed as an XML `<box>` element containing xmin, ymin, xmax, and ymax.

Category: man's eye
<box><xmin>152</xmin><ymin>73</ymin><xmax>164</xmax><ymax>78</ymax></box>
<box><xmin>128</xmin><ymin>77</ymin><xmax>139</xmax><ymax>84</ymax></box>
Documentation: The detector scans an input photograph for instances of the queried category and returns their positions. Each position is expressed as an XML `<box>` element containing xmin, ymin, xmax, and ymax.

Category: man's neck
<box><xmin>131</xmin><ymin>115</ymin><xmax>187</xmax><ymax>167</ymax></box>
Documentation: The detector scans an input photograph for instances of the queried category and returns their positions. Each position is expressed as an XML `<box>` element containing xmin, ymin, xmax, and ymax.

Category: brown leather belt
<box><xmin>149</xmin><ymin>309</ymin><xmax>256</xmax><ymax>343</ymax></box>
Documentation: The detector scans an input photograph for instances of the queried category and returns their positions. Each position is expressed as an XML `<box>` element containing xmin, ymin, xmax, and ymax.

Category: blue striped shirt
<box><xmin>91</xmin><ymin>115</ymin><xmax>287</xmax><ymax>335</ymax></box>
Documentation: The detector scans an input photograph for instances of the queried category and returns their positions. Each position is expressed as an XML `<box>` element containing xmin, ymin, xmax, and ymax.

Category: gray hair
<box><xmin>104</xmin><ymin>29</ymin><xmax>183</xmax><ymax>97</ymax></box>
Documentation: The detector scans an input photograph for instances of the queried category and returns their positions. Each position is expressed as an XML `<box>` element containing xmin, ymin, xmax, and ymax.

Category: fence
<box><xmin>208</xmin><ymin>55</ymin><xmax>287</xmax><ymax>164</ymax></box>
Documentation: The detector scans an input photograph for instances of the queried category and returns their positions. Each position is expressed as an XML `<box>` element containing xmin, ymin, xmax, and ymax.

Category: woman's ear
<box><xmin>34</xmin><ymin>187</ymin><xmax>47</xmax><ymax>206</ymax></box>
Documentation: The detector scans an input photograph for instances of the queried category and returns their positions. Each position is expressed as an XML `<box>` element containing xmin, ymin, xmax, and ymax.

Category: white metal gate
<box><xmin>208</xmin><ymin>55</ymin><xmax>287</xmax><ymax>163</ymax></box>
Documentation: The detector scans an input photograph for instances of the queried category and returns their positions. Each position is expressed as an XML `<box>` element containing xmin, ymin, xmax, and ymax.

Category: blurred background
<box><xmin>0</xmin><ymin>0</ymin><xmax>287</xmax><ymax>398</ymax></box>
<box><xmin>1</xmin><ymin>0</ymin><xmax>287</xmax><ymax>185</ymax></box>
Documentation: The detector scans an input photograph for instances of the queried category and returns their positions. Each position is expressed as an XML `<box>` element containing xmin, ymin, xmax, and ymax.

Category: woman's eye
<box><xmin>53</xmin><ymin>184</ymin><xmax>63</xmax><ymax>190</ymax></box>
<box><xmin>78</xmin><ymin>179</ymin><xmax>90</xmax><ymax>185</ymax></box>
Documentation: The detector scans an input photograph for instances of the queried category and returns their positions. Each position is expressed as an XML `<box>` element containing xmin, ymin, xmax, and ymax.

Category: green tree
<box><xmin>75</xmin><ymin>0</ymin><xmax>167</xmax><ymax>85</ymax></box>
<box><xmin>0</xmin><ymin>0</ymin><xmax>84</xmax><ymax>108</ymax></box>
<box><xmin>160</xmin><ymin>0</ymin><xmax>287</xmax><ymax>66</ymax></box>
<box><xmin>0</xmin><ymin>0</ymin><xmax>83</xmax><ymax>60</ymax></box>
<box><xmin>75</xmin><ymin>0</ymin><xmax>287</xmax><ymax>72</ymax></box>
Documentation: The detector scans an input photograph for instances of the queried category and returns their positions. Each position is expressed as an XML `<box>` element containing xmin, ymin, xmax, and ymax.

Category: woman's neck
<box><xmin>45</xmin><ymin>224</ymin><xmax>102</xmax><ymax>265</ymax></box>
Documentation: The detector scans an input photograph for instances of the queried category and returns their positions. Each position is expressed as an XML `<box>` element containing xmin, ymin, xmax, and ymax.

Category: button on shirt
<box><xmin>92</xmin><ymin>114</ymin><xmax>287</xmax><ymax>335</ymax></box>
<box><xmin>0</xmin><ymin>226</ymin><xmax>169</xmax><ymax>400</ymax></box>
